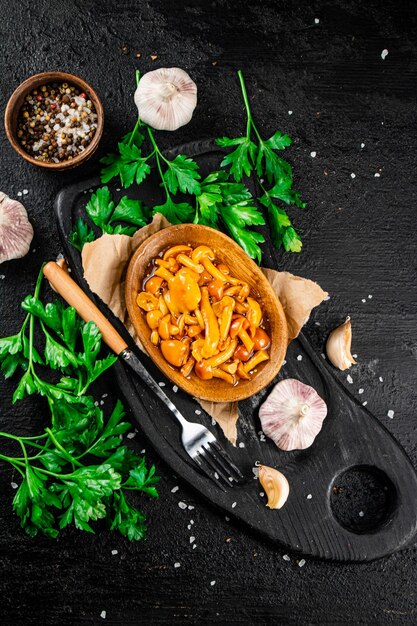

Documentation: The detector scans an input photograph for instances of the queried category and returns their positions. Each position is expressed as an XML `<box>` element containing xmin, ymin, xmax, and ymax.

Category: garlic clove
<box><xmin>259</xmin><ymin>379</ymin><xmax>327</xmax><ymax>451</ymax></box>
<box><xmin>0</xmin><ymin>192</ymin><xmax>34</xmax><ymax>264</ymax></box>
<box><xmin>258</xmin><ymin>465</ymin><xmax>290</xmax><ymax>509</ymax></box>
<box><xmin>326</xmin><ymin>317</ymin><xmax>357</xmax><ymax>371</ymax></box>
<box><xmin>134</xmin><ymin>67</ymin><xmax>197</xmax><ymax>131</ymax></box>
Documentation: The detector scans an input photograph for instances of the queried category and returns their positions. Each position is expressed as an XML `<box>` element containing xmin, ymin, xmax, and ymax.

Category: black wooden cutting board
<box><xmin>54</xmin><ymin>140</ymin><xmax>417</xmax><ymax>561</ymax></box>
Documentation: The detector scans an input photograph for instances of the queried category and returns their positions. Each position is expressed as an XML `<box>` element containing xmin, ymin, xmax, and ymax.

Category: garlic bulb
<box><xmin>0</xmin><ymin>192</ymin><xmax>33</xmax><ymax>264</ymax></box>
<box><xmin>258</xmin><ymin>465</ymin><xmax>290</xmax><ymax>509</ymax></box>
<box><xmin>326</xmin><ymin>317</ymin><xmax>357</xmax><ymax>371</ymax></box>
<box><xmin>134</xmin><ymin>68</ymin><xmax>197</xmax><ymax>131</ymax></box>
<box><xmin>259</xmin><ymin>379</ymin><xmax>327</xmax><ymax>451</ymax></box>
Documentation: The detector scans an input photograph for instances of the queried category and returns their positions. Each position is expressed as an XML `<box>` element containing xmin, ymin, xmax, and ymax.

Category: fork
<box><xmin>43</xmin><ymin>261</ymin><xmax>244</xmax><ymax>491</ymax></box>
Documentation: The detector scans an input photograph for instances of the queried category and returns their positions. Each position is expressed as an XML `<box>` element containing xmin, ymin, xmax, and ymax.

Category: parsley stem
<box><xmin>127</xmin><ymin>117</ymin><xmax>142</xmax><ymax>149</ymax></box>
<box><xmin>237</xmin><ymin>70</ymin><xmax>263</xmax><ymax>144</ymax></box>
<box><xmin>45</xmin><ymin>428</ymin><xmax>83</xmax><ymax>468</ymax></box>
<box><xmin>28</xmin><ymin>266</ymin><xmax>45</xmax><ymax>374</ymax></box>
<box><xmin>147</xmin><ymin>127</ymin><xmax>171</xmax><ymax>200</ymax></box>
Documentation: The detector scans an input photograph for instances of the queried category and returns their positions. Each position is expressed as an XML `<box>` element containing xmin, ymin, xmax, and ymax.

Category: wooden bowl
<box><xmin>125</xmin><ymin>224</ymin><xmax>288</xmax><ymax>403</ymax></box>
<box><xmin>4</xmin><ymin>71</ymin><xmax>104</xmax><ymax>171</ymax></box>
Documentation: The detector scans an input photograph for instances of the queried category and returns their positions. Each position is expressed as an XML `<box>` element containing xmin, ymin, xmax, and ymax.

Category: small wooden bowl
<box><xmin>125</xmin><ymin>224</ymin><xmax>288</xmax><ymax>403</ymax></box>
<box><xmin>4</xmin><ymin>71</ymin><xmax>104</xmax><ymax>171</ymax></box>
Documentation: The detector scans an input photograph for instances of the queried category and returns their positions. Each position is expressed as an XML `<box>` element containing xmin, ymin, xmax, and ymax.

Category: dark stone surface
<box><xmin>0</xmin><ymin>0</ymin><xmax>417</xmax><ymax>623</ymax></box>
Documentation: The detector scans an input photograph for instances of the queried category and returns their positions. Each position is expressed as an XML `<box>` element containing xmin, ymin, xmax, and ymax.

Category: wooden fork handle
<box><xmin>43</xmin><ymin>261</ymin><xmax>128</xmax><ymax>355</ymax></box>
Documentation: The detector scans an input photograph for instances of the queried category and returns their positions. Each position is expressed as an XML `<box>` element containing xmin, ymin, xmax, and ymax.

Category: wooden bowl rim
<box><xmin>125</xmin><ymin>224</ymin><xmax>288</xmax><ymax>403</ymax></box>
<box><xmin>4</xmin><ymin>71</ymin><xmax>104</xmax><ymax>170</ymax></box>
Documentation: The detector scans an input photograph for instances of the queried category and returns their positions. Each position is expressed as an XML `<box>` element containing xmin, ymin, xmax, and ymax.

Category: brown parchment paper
<box><xmin>82</xmin><ymin>214</ymin><xmax>328</xmax><ymax>445</ymax></box>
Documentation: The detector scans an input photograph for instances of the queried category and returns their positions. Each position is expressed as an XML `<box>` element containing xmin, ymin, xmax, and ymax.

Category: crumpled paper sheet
<box><xmin>82</xmin><ymin>214</ymin><xmax>327</xmax><ymax>445</ymax></box>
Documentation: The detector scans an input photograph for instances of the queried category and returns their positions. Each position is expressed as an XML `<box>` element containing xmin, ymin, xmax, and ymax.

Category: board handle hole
<box><xmin>330</xmin><ymin>465</ymin><xmax>397</xmax><ymax>534</ymax></box>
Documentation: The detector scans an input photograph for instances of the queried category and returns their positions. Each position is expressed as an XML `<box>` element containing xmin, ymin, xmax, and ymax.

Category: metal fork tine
<box><xmin>200</xmin><ymin>446</ymin><xmax>234</xmax><ymax>487</ymax></box>
<box><xmin>193</xmin><ymin>451</ymin><xmax>227</xmax><ymax>492</ymax></box>
<box><xmin>210</xmin><ymin>440</ymin><xmax>244</xmax><ymax>479</ymax></box>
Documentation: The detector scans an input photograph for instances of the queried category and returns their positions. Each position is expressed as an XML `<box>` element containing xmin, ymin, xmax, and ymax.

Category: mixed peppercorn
<box><xmin>16</xmin><ymin>82</ymin><xmax>98</xmax><ymax>163</ymax></box>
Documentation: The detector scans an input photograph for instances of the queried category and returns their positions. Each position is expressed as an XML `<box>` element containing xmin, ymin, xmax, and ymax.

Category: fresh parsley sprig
<box><xmin>0</xmin><ymin>268</ymin><xmax>159</xmax><ymax>539</ymax></box>
<box><xmin>216</xmin><ymin>70</ymin><xmax>306</xmax><ymax>252</ymax></box>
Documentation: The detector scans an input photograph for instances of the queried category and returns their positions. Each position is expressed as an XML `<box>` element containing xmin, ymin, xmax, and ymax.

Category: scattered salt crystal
<box><xmin>178</xmin><ymin>501</ymin><xmax>187</xmax><ymax>510</ymax></box>
<box><xmin>158</xmin><ymin>381</ymin><xmax>166</xmax><ymax>387</ymax></box>
<box><xmin>359</xmin><ymin>511</ymin><xmax>364</xmax><ymax>517</ymax></box>
<box><xmin>353</xmin><ymin>354</ymin><xmax>358</xmax><ymax>358</ymax></box>
<box><xmin>379</xmin><ymin>376</ymin><xmax>383</xmax><ymax>382</ymax></box>
<box><xmin>381</xmin><ymin>49</ymin><xmax>389</xmax><ymax>60</ymax></box>
<box><xmin>374</xmin><ymin>173</ymin><xmax>380</xmax><ymax>177</ymax></box>
<box><xmin>126</xmin><ymin>432</ymin><xmax>136</xmax><ymax>439</ymax></box>
<box><xmin>225</xmin><ymin>516</ymin><xmax>230</xmax><ymax>521</ymax></box>
<box><xmin>116</xmin><ymin>188</ymin><xmax>121</xmax><ymax>192</ymax></box>
<box><xmin>283</xmin><ymin>554</ymin><xmax>290</xmax><ymax>561</ymax></box>
<box><xmin>190</xmin><ymin>520</ymin><xmax>194</xmax><ymax>525</ymax></box>
<box><xmin>307</xmin><ymin>494</ymin><xmax>312</xmax><ymax>500</ymax></box>
<box><xmin>361</xmin><ymin>143</ymin><xmax>365</xmax><ymax>148</ymax></box>
<box><xmin>100</xmin><ymin>400</ymin><xmax>104</xmax><ymax>406</ymax></box>
<box><xmin>111</xmin><ymin>550</ymin><xmax>118</xmax><ymax>555</ymax></box>
<box><xmin>283</xmin><ymin>359</ymin><xmax>287</xmax><ymax>365</ymax></box>
<box><xmin>193</xmin><ymin>544</ymin><xmax>197</xmax><ymax>549</ymax></box>
<box><xmin>297</xmin><ymin>355</ymin><xmax>303</xmax><ymax>361</ymax></box>
<box><xmin>351</xmin><ymin>173</ymin><xmax>356</xmax><ymax>179</ymax></box>
<box><xmin>321</xmin><ymin>353</ymin><xmax>326</xmax><ymax>359</ymax></box>
<box><xmin>231</xmin><ymin>502</ymin><xmax>237</xmax><ymax>508</ymax></box>
<box><xmin>22</xmin><ymin>189</ymin><xmax>28</xmax><ymax>195</ymax></box>
<box><xmin>94</xmin><ymin>401</ymin><xmax>99</xmax><ymax>406</ymax></box>
<box><xmin>172</xmin><ymin>385</ymin><xmax>178</xmax><ymax>393</ymax></box>
<box><xmin>195</xmin><ymin>410</ymin><xmax>201</xmax><ymax>415</ymax></box>
<box><xmin>100</xmin><ymin>611</ymin><xmax>106</xmax><ymax>620</ymax></box>
<box><xmin>102</xmin><ymin>393</ymin><xmax>108</xmax><ymax>398</ymax></box>
<box><xmin>310</xmin><ymin>151</ymin><xmax>317</xmax><ymax>158</ymax></box>
<box><xmin>259</xmin><ymin>492</ymin><xmax>264</xmax><ymax>497</ymax></box>
<box><xmin>298</xmin><ymin>559</ymin><xmax>306</xmax><ymax>568</ymax></box>
<box><xmin>190</xmin><ymin>536</ymin><xmax>195</xmax><ymax>544</ymax></box>
<box><xmin>238</xmin><ymin>442</ymin><xmax>245</xmax><ymax>448</ymax></box>
<box><xmin>358</xmin><ymin>388</ymin><xmax>364</xmax><ymax>394</ymax></box>
<box><xmin>188</xmin><ymin>505</ymin><xmax>194</xmax><ymax>510</ymax></box>
<box><xmin>368</xmin><ymin>295</ymin><xmax>372</xmax><ymax>299</ymax></box>
<box><xmin>315</xmin><ymin>321</ymin><xmax>320</xmax><ymax>326</ymax></box>
<box><xmin>387</xmin><ymin>410</ymin><xmax>394</xmax><ymax>419</ymax></box>
<box><xmin>288</xmin><ymin>110</ymin><xmax>293</xmax><ymax>115</ymax></box>
<box><xmin>210</xmin><ymin>580</ymin><xmax>216</xmax><ymax>586</ymax></box>
<box><xmin>362</xmin><ymin>299</ymin><xmax>366</xmax><ymax>303</ymax></box>
<box><xmin>17</xmin><ymin>191</ymin><xmax>22</xmax><ymax>197</ymax></box>
<box><xmin>187</xmin><ymin>524</ymin><xmax>191</xmax><ymax>530</ymax></box>
<box><xmin>140</xmin><ymin>449</ymin><xmax>146</xmax><ymax>454</ymax></box>
<box><xmin>212</xmin><ymin>419</ymin><xmax>216</xmax><ymax>426</ymax></box>
<box><xmin>0</xmin><ymin>275</ymin><xmax>5</xmax><ymax>280</ymax></box>
<box><xmin>174</xmin><ymin>562</ymin><xmax>181</xmax><ymax>568</ymax></box>
<box><xmin>171</xmin><ymin>486</ymin><xmax>179</xmax><ymax>493</ymax></box>
<box><xmin>347</xmin><ymin>374</ymin><xmax>353</xmax><ymax>384</ymax></box>
<box><xmin>362</xmin><ymin>401</ymin><xmax>368</xmax><ymax>406</ymax></box>
<box><xmin>11</xmin><ymin>482</ymin><xmax>18</xmax><ymax>489</ymax></box>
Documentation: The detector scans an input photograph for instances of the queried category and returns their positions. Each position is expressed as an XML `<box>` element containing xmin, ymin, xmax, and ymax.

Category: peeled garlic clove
<box><xmin>134</xmin><ymin>67</ymin><xmax>197</xmax><ymax>131</ymax></box>
<box><xmin>0</xmin><ymin>192</ymin><xmax>34</xmax><ymax>264</ymax></box>
<box><xmin>259</xmin><ymin>379</ymin><xmax>327</xmax><ymax>451</ymax></box>
<box><xmin>258</xmin><ymin>465</ymin><xmax>290</xmax><ymax>509</ymax></box>
<box><xmin>326</xmin><ymin>317</ymin><xmax>357</xmax><ymax>371</ymax></box>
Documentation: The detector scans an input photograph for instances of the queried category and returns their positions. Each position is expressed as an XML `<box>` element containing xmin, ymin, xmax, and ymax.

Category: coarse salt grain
<box><xmin>310</xmin><ymin>151</ymin><xmax>317</xmax><ymax>158</ymax></box>
<box><xmin>381</xmin><ymin>49</ymin><xmax>389</xmax><ymax>60</ymax></box>
<box><xmin>375</xmin><ymin>173</ymin><xmax>380</xmax><ymax>177</ymax></box>
<box><xmin>368</xmin><ymin>294</ymin><xmax>372</xmax><ymax>299</ymax></box>
<box><xmin>174</xmin><ymin>562</ymin><xmax>181</xmax><ymax>568</ymax></box>
<box><xmin>171</xmin><ymin>486</ymin><xmax>179</xmax><ymax>493</ymax></box>
<box><xmin>210</xmin><ymin>580</ymin><xmax>216</xmax><ymax>586</ymax></box>
<box><xmin>307</xmin><ymin>494</ymin><xmax>312</xmax><ymax>499</ymax></box>
<box><xmin>351</xmin><ymin>173</ymin><xmax>356</xmax><ymax>179</ymax></box>
<box><xmin>188</xmin><ymin>505</ymin><xmax>194</xmax><ymax>510</ymax></box>
<box><xmin>297</xmin><ymin>355</ymin><xmax>303</xmax><ymax>361</ymax></box>
<box><xmin>232</xmin><ymin>502</ymin><xmax>237</xmax><ymax>508</ymax></box>
<box><xmin>283</xmin><ymin>554</ymin><xmax>290</xmax><ymax>561</ymax></box>
<box><xmin>158</xmin><ymin>381</ymin><xmax>165</xmax><ymax>387</ymax></box>
<box><xmin>111</xmin><ymin>550</ymin><xmax>118</xmax><ymax>555</ymax></box>
<box><xmin>17</xmin><ymin>191</ymin><xmax>22</xmax><ymax>197</ymax></box>
<box><xmin>347</xmin><ymin>374</ymin><xmax>353</xmax><ymax>384</ymax></box>
<box><xmin>187</xmin><ymin>524</ymin><xmax>191</xmax><ymax>530</ymax></box>
<box><xmin>358</xmin><ymin>388</ymin><xmax>364</xmax><ymax>394</ymax></box>
<box><xmin>298</xmin><ymin>559</ymin><xmax>306</xmax><ymax>568</ymax></box>
<box><xmin>379</xmin><ymin>376</ymin><xmax>384</xmax><ymax>382</ymax></box>
<box><xmin>22</xmin><ymin>189</ymin><xmax>28</xmax><ymax>195</ymax></box>
<box><xmin>362</xmin><ymin>299</ymin><xmax>366</xmax><ymax>303</ymax></box>
<box><xmin>361</xmin><ymin>143</ymin><xmax>365</xmax><ymax>148</ymax></box>
<box><xmin>172</xmin><ymin>385</ymin><xmax>178</xmax><ymax>393</ymax></box>
<box><xmin>362</xmin><ymin>401</ymin><xmax>368</xmax><ymax>406</ymax></box>
<box><xmin>359</xmin><ymin>511</ymin><xmax>364</xmax><ymax>517</ymax></box>
<box><xmin>100</xmin><ymin>611</ymin><xmax>106</xmax><ymax>620</ymax></box>
<box><xmin>190</xmin><ymin>536</ymin><xmax>195</xmax><ymax>544</ymax></box>
<box><xmin>178</xmin><ymin>502</ymin><xmax>187</xmax><ymax>510</ymax></box>
<box><xmin>126</xmin><ymin>432</ymin><xmax>136</xmax><ymax>439</ymax></box>
<box><xmin>193</xmin><ymin>544</ymin><xmax>197</xmax><ymax>549</ymax></box>
<box><xmin>195</xmin><ymin>410</ymin><xmax>201</xmax><ymax>415</ymax></box>
<box><xmin>238</xmin><ymin>442</ymin><xmax>245</xmax><ymax>448</ymax></box>
<box><xmin>11</xmin><ymin>482</ymin><xmax>18</xmax><ymax>489</ymax></box>
<box><xmin>388</xmin><ymin>410</ymin><xmax>394</xmax><ymax>419</ymax></box>
<box><xmin>288</xmin><ymin>110</ymin><xmax>293</xmax><ymax>115</ymax></box>
<box><xmin>314</xmin><ymin>18</ymin><xmax>320</xmax><ymax>24</ymax></box>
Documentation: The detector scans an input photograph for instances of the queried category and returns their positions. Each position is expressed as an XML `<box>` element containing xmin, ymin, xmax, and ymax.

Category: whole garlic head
<box><xmin>258</xmin><ymin>465</ymin><xmax>290</xmax><ymax>510</ymax></box>
<box><xmin>259</xmin><ymin>378</ymin><xmax>328</xmax><ymax>451</ymax></box>
<box><xmin>0</xmin><ymin>192</ymin><xmax>34</xmax><ymax>264</ymax></box>
<box><xmin>134</xmin><ymin>67</ymin><xmax>197</xmax><ymax>131</ymax></box>
<box><xmin>326</xmin><ymin>317</ymin><xmax>357</xmax><ymax>371</ymax></box>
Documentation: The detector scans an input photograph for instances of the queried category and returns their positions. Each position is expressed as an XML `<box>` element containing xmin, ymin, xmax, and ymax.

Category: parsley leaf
<box><xmin>163</xmin><ymin>155</ymin><xmax>201</xmax><ymax>195</ymax></box>
<box><xmin>153</xmin><ymin>197</ymin><xmax>194</xmax><ymax>224</ymax></box>
<box><xmin>68</xmin><ymin>217</ymin><xmax>95</xmax><ymax>251</ymax></box>
<box><xmin>217</xmin><ymin>137</ymin><xmax>257</xmax><ymax>182</ymax></box>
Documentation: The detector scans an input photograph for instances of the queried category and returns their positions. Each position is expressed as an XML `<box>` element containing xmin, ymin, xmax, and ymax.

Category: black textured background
<box><xmin>1</xmin><ymin>0</ymin><xmax>417</xmax><ymax>624</ymax></box>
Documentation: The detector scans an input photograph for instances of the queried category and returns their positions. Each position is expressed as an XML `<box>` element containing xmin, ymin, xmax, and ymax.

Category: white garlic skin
<box><xmin>0</xmin><ymin>192</ymin><xmax>33</xmax><ymax>264</ymax></box>
<box><xmin>134</xmin><ymin>67</ymin><xmax>197</xmax><ymax>131</ymax></box>
<box><xmin>259</xmin><ymin>379</ymin><xmax>327</xmax><ymax>451</ymax></box>
<box><xmin>258</xmin><ymin>465</ymin><xmax>290</xmax><ymax>510</ymax></box>
<box><xmin>326</xmin><ymin>317</ymin><xmax>357</xmax><ymax>371</ymax></box>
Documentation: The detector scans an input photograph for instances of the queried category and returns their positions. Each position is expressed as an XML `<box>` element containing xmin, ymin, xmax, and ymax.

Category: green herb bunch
<box><xmin>0</xmin><ymin>267</ymin><xmax>159</xmax><ymax>539</ymax></box>
<box><xmin>69</xmin><ymin>70</ymin><xmax>306</xmax><ymax>261</ymax></box>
